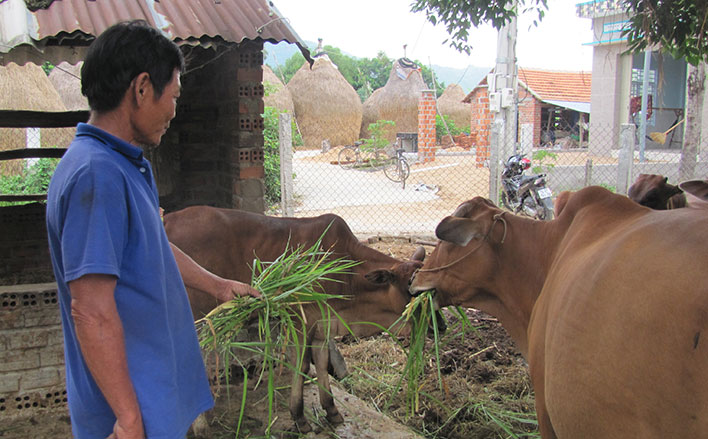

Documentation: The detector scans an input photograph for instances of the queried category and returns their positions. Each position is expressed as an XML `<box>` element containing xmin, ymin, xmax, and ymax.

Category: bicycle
<box><xmin>338</xmin><ymin>141</ymin><xmax>385</xmax><ymax>170</ymax></box>
<box><xmin>382</xmin><ymin>147</ymin><xmax>411</xmax><ymax>189</ymax></box>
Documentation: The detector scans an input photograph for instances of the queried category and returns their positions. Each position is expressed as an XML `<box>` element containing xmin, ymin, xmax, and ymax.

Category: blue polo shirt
<box><xmin>46</xmin><ymin>123</ymin><xmax>214</xmax><ymax>438</ymax></box>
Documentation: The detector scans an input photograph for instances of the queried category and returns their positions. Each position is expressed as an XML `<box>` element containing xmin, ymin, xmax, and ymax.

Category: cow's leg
<box><xmin>327</xmin><ymin>338</ymin><xmax>349</xmax><ymax>380</ymax></box>
<box><xmin>288</xmin><ymin>334</ymin><xmax>313</xmax><ymax>434</ymax></box>
<box><xmin>312</xmin><ymin>337</ymin><xmax>344</xmax><ymax>425</ymax></box>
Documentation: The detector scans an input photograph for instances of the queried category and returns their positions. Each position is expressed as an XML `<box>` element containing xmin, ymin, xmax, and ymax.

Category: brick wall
<box><xmin>152</xmin><ymin>41</ymin><xmax>266</xmax><ymax>213</ymax></box>
<box><xmin>469</xmin><ymin>87</ymin><xmax>493</xmax><ymax>168</ymax></box>
<box><xmin>517</xmin><ymin>88</ymin><xmax>543</xmax><ymax>147</ymax></box>
<box><xmin>417</xmin><ymin>90</ymin><xmax>437</xmax><ymax>163</ymax></box>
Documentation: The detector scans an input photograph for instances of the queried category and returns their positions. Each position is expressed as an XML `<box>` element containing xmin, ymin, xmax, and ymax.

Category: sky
<box><xmin>271</xmin><ymin>0</ymin><xmax>594</xmax><ymax>71</ymax></box>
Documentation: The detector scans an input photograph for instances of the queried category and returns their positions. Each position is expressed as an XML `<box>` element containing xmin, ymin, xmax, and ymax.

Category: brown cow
<box><xmin>628</xmin><ymin>173</ymin><xmax>686</xmax><ymax>209</ymax></box>
<box><xmin>680</xmin><ymin>179</ymin><xmax>708</xmax><ymax>208</ymax></box>
<box><xmin>164</xmin><ymin>206</ymin><xmax>424</xmax><ymax>433</ymax></box>
<box><xmin>410</xmin><ymin>186</ymin><xmax>708</xmax><ymax>438</ymax></box>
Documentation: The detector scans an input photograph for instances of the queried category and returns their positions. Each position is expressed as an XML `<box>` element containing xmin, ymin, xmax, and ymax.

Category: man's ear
<box><xmin>133</xmin><ymin>72</ymin><xmax>152</xmax><ymax>104</ymax></box>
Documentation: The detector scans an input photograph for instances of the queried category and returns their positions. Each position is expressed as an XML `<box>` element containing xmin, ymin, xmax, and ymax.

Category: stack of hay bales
<box><xmin>48</xmin><ymin>61</ymin><xmax>89</xmax><ymax>111</ymax></box>
<box><xmin>0</xmin><ymin>63</ymin><xmax>70</xmax><ymax>175</ymax></box>
<box><xmin>360</xmin><ymin>58</ymin><xmax>428</xmax><ymax>141</ymax></box>
<box><xmin>437</xmin><ymin>83</ymin><xmax>471</xmax><ymax>134</ymax></box>
<box><xmin>263</xmin><ymin>65</ymin><xmax>295</xmax><ymax>114</ymax></box>
<box><xmin>287</xmin><ymin>55</ymin><xmax>362</xmax><ymax>149</ymax></box>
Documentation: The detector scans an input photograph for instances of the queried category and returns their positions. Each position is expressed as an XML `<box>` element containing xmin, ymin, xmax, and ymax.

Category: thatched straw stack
<box><xmin>360</xmin><ymin>59</ymin><xmax>428</xmax><ymax>141</ymax></box>
<box><xmin>49</xmin><ymin>62</ymin><xmax>89</xmax><ymax>111</ymax></box>
<box><xmin>287</xmin><ymin>56</ymin><xmax>362</xmax><ymax>148</ymax></box>
<box><xmin>437</xmin><ymin>84</ymin><xmax>471</xmax><ymax>132</ymax></box>
<box><xmin>0</xmin><ymin>63</ymin><xmax>69</xmax><ymax>151</ymax></box>
<box><xmin>263</xmin><ymin>65</ymin><xmax>295</xmax><ymax>114</ymax></box>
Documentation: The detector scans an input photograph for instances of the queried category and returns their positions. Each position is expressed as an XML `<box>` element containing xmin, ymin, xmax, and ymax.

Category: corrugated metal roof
<box><xmin>0</xmin><ymin>0</ymin><xmax>311</xmax><ymax>63</ymax></box>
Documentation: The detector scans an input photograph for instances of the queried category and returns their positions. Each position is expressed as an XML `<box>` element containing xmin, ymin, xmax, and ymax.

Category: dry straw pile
<box><xmin>437</xmin><ymin>83</ymin><xmax>471</xmax><ymax>131</ymax></box>
<box><xmin>262</xmin><ymin>64</ymin><xmax>295</xmax><ymax>114</ymax></box>
<box><xmin>361</xmin><ymin>58</ymin><xmax>428</xmax><ymax>142</ymax></box>
<box><xmin>288</xmin><ymin>55</ymin><xmax>362</xmax><ymax>149</ymax></box>
<box><xmin>0</xmin><ymin>63</ymin><xmax>72</xmax><ymax>175</ymax></box>
<box><xmin>48</xmin><ymin>61</ymin><xmax>89</xmax><ymax>111</ymax></box>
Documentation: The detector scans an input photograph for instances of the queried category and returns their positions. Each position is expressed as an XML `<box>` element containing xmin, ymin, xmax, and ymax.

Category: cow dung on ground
<box><xmin>287</xmin><ymin>55</ymin><xmax>362</xmax><ymax>149</ymax></box>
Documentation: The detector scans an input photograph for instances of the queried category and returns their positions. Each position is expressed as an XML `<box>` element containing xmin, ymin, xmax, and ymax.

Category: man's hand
<box><xmin>213</xmin><ymin>278</ymin><xmax>261</xmax><ymax>302</ymax></box>
<box><xmin>107</xmin><ymin>416</ymin><xmax>144</xmax><ymax>439</ymax></box>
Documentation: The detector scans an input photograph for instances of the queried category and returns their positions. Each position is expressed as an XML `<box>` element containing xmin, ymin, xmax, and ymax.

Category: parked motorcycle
<box><xmin>500</xmin><ymin>153</ymin><xmax>554</xmax><ymax>220</ymax></box>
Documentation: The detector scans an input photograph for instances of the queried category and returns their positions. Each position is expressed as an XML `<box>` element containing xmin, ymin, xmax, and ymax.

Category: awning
<box><xmin>544</xmin><ymin>99</ymin><xmax>590</xmax><ymax>114</ymax></box>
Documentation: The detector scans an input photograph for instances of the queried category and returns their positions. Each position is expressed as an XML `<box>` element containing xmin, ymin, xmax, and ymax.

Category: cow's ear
<box><xmin>680</xmin><ymin>180</ymin><xmax>708</xmax><ymax>201</ymax></box>
<box><xmin>435</xmin><ymin>216</ymin><xmax>485</xmax><ymax>246</ymax></box>
<box><xmin>364</xmin><ymin>269</ymin><xmax>394</xmax><ymax>284</ymax></box>
<box><xmin>410</xmin><ymin>246</ymin><xmax>425</xmax><ymax>262</ymax></box>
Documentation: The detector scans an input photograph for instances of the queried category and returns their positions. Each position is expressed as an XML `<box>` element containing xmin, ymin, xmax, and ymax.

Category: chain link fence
<box><xmin>272</xmin><ymin>111</ymin><xmax>708</xmax><ymax>236</ymax></box>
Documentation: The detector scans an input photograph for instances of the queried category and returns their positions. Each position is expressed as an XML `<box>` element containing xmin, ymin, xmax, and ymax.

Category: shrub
<box><xmin>0</xmin><ymin>157</ymin><xmax>59</xmax><ymax>206</ymax></box>
<box><xmin>435</xmin><ymin>114</ymin><xmax>463</xmax><ymax>143</ymax></box>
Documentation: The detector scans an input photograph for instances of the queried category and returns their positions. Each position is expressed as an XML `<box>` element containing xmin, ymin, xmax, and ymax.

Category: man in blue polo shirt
<box><xmin>46</xmin><ymin>21</ymin><xmax>259</xmax><ymax>439</ymax></box>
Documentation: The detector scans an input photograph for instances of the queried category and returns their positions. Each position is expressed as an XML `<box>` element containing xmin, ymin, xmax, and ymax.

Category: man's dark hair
<box><xmin>81</xmin><ymin>20</ymin><xmax>185</xmax><ymax>113</ymax></box>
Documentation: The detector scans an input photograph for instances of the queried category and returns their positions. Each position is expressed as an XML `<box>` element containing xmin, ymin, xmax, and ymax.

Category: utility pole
<box><xmin>488</xmin><ymin>1</ymin><xmax>518</xmax><ymax>202</ymax></box>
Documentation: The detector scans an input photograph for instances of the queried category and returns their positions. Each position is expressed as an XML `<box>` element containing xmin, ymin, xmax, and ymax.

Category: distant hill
<box><xmin>264</xmin><ymin>41</ymin><xmax>490</xmax><ymax>94</ymax></box>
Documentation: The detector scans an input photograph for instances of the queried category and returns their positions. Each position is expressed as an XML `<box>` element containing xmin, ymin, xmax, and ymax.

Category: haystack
<box><xmin>263</xmin><ymin>65</ymin><xmax>295</xmax><ymax>114</ymax></box>
<box><xmin>0</xmin><ymin>63</ymin><xmax>70</xmax><ymax>175</ymax></box>
<box><xmin>48</xmin><ymin>62</ymin><xmax>89</xmax><ymax>111</ymax></box>
<box><xmin>437</xmin><ymin>83</ymin><xmax>471</xmax><ymax>133</ymax></box>
<box><xmin>287</xmin><ymin>55</ymin><xmax>362</xmax><ymax>148</ymax></box>
<box><xmin>360</xmin><ymin>58</ymin><xmax>428</xmax><ymax>141</ymax></box>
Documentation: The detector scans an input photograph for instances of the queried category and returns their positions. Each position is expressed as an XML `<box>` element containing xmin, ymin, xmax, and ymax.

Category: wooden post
<box><xmin>279</xmin><ymin>113</ymin><xmax>294</xmax><ymax>216</ymax></box>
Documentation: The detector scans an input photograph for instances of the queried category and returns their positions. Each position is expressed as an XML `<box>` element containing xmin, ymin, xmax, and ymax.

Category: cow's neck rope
<box><xmin>418</xmin><ymin>212</ymin><xmax>507</xmax><ymax>273</ymax></box>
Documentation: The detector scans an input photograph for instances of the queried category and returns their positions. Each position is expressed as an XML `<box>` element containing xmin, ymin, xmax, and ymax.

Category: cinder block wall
<box><xmin>154</xmin><ymin>42</ymin><xmax>266</xmax><ymax>214</ymax></box>
<box><xmin>0</xmin><ymin>283</ymin><xmax>67</xmax><ymax>418</ymax></box>
<box><xmin>0</xmin><ymin>204</ymin><xmax>54</xmax><ymax>285</ymax></box>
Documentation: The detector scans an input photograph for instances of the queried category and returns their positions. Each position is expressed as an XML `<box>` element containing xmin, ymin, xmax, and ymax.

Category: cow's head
<box><xmin>628</xmin><ymin>174</ymin><xmax>684</xmax><ymax>210</ymax></box>
<box><xmin>363</xmin><ymin>246</ymin><xmax>425</xmax><ymax>312</ymax></box>
<box><xmin>409</xmin><ymin>197</ymin><xmax>506</xmax><ymax>308</ymax></box>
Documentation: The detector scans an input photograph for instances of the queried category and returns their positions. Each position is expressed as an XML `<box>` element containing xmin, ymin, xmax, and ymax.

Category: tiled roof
<box><xmin>463</xmin><ymin>68</ymin><xmax>592</xmax><ymax>105</ymax></box>
<box><xmin>1</xmin><ymin>0</ymin><xmax>311</xmax><ymax>63</ymax></box>
<box><xmin>518</xmin><ymin>68</ymin><xmax>592</xmax><ymax>103</ymax></box>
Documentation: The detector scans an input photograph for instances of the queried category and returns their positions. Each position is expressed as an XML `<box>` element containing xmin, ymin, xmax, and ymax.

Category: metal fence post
<box><xmin>279</xmin><ymin>113</ymin><xmax>294</xmax><ymax>216</ymax></box>
<box><xmin>489</xmin><ymin>120</ymin><xmax>503</xmax><ymax>203</ymax></box>
<box><xmin>617</xmin><ymin>123</ymin><xmax>636</xmax><ymax>194</ymax></box>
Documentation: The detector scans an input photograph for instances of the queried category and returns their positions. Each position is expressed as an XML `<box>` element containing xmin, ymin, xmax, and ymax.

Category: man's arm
<box><xmin>170</xmin><ymin>243</ymin><xmax>260</xmax><ymax>301</ymax></box>
<box><xmin>69</xmin><ymin>274</ymin><xmax>144</xmax><ymax>439</ymax></box>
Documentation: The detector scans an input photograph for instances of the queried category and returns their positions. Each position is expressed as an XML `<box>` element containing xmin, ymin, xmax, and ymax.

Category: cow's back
<box><xmin>164</xmin><ymin>206</ymin><xmax>357</xmax><ymax>316</ymax></box>
<box><xmin>533</xmin><ymin>206</ymin><xmax>708</xmax><ymax>438</ymax></box>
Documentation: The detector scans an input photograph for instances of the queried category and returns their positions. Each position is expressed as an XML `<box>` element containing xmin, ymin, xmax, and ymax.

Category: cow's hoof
<box><xmin>288</xmin><ymin>420</ymin><xmax>312</xmax><ymax>435</ymax></box>
<box><xmin>326</xmin><ymin>411</ymin><xmax>344</xmax><ymax>425</ymax></box>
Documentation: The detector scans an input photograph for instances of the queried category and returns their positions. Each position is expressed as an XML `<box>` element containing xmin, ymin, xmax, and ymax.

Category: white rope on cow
<box><xmin>416</xmin><ymin>212</ymin><xmax>507</xmax><ymax>274</ymax></box>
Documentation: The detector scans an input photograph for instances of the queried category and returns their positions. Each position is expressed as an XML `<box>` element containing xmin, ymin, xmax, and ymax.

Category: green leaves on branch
<box><xmin>410</xmin><ymin>0</ymin><xmax>549</xmax><ymax>55</ymax></box>
<box><xmin>623</xmin><ymin>0</ymin><xmax>708</xmax><ymax>66</ymax></box>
